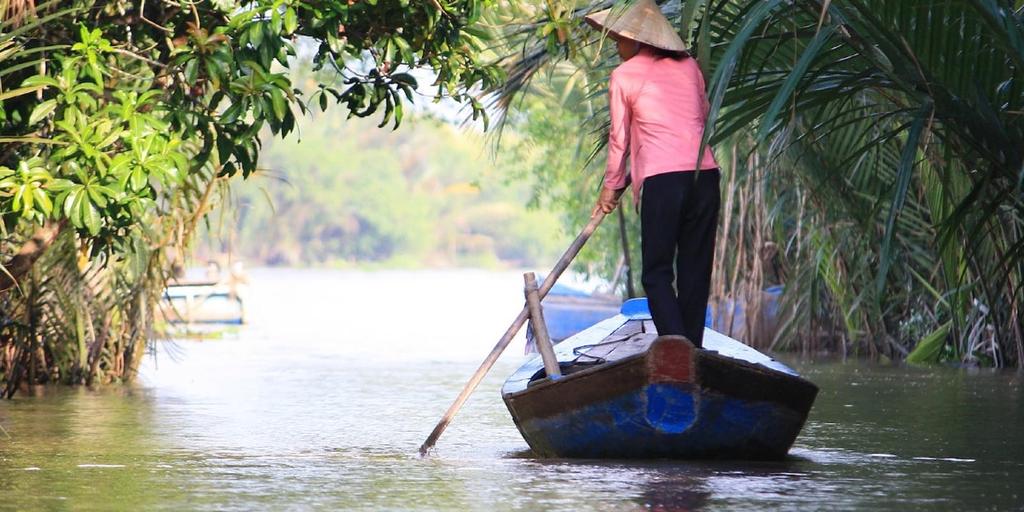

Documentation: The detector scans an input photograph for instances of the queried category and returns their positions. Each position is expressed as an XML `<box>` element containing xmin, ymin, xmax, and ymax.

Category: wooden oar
<box><xmin>418</xmin><ymin>212</ymin><xmax>606</xmax><ymax>456</ymax></box>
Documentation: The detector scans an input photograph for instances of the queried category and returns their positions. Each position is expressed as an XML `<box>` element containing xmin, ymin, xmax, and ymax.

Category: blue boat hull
<box><xmin>502</xmin><ymin>299</ymin><xmax>818</xmax><ymax>460</ymax></box>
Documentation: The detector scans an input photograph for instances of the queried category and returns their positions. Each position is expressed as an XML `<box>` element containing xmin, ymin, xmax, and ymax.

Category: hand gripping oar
<box><xmin>419</xmin><ymin>212</ymin><xmax>606</xmax><ymax>455</ymax></box>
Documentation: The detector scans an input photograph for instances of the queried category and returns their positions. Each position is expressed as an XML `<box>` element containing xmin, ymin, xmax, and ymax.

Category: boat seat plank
<box><xmin>571</xmin><ymin>332</ymin><xmax>657</xmax><ymax>364</ymax></box>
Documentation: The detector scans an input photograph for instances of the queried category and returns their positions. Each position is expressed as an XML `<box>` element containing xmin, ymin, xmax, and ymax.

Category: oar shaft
<box><xmin>419</xmin><ymin>213</ymin><xmax>605</xmax><ymax>455</ymax></box>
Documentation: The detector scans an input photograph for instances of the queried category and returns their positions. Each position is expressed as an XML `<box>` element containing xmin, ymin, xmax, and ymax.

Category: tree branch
<box><xmin>0</xmin><ymin>221</ymin><xmax>63</xmax><ymax>293</ymax></box>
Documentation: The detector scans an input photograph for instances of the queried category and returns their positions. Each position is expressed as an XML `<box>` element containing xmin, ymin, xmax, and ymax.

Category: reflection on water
<box><xmin>1</xmin><ymin>269</ymin><xmax>1023</xmax><ymax>510</ymax></box>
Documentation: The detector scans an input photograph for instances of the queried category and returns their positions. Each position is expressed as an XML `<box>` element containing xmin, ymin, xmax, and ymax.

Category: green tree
<box><xmin>493</xmin><ymin>0</ymin><xmax>1024</xmax><ymax>366</ymax></box>
<box><xmin>0</xmin><ymin>0</ymin><xmax>501</xmax><ymax>395</ymax></box>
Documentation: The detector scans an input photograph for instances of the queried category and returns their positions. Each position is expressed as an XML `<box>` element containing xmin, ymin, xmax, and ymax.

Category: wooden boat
<box><xmin>502</xmin><ymin>298</ymin><xmax>818</xmax><ymax>460</ymax></box>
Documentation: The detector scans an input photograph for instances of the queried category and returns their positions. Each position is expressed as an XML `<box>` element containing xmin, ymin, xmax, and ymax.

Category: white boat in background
<box><xmin>160</xmin><ymin>262</ymin><xmax>247</xmax><ymax>325</ymax></box>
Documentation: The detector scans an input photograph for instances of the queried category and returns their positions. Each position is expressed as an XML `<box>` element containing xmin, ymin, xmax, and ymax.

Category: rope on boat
<box><xmin>571</xmin><ymin>334</ymin><xmax>636</xmax><ymax>365</ymax></box>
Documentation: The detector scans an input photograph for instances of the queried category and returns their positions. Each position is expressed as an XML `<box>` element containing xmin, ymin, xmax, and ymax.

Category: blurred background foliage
<box><xmin>199</xmin><ymin>94</ymin><xmax>565</xmax><ymax>268</ymax></box>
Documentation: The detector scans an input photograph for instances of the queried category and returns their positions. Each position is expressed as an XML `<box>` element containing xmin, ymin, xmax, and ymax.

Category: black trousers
<box><xmin>640</xmin><ymin>170</ymin><xmax>720</xmax><ymax>348</ymax></box>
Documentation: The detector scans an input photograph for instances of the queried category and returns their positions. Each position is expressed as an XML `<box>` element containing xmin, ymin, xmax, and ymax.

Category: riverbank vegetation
<box><xmin>492</xmin><ymin>0</ymin><xmax>1024</xmax><ymax>366</ymax></box>
<box><xmin>2</xmin><ymin>0</ymin><xmax>1021</xmax><ymax>400</ymax></box>
<box><xmin>0</xmin><ymin>0</ymin><xmax>498</xmax><ymax>396</ymax></box>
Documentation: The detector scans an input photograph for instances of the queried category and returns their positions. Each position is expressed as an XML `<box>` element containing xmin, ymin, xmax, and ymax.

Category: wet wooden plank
<box><xmin>571</xmin><ymin>330</ymin><xmax>657</xmax><ymax>364</ymax></box>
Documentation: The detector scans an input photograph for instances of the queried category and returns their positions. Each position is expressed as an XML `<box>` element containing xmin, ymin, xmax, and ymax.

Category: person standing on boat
<box><xmin>586</xmin><ymin>0</ymin><xmax>720</xmax><ymax>348</ymax></box>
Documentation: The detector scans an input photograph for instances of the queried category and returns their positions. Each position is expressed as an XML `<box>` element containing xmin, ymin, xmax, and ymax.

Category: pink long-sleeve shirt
<box><xmin>604</xmin><ymin>48</ymin><xmax>719</xmax><ymax>205</ymax></box>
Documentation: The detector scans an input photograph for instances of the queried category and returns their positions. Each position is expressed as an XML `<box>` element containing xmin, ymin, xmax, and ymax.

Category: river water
<box><xmin>1</xmin><ymin>269</ymin><xmax>1022</xmax><ymax>511</ymax></box>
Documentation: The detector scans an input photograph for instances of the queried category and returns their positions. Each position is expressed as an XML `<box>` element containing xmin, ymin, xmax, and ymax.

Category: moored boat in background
<box><xmin>160</xmin><ymin>283</ymin><xmax>245</xmax><ymax>325</ymax></box>
<box><xmin>503</xmin><ymin>298</ymin><xmax>818</xmax><ymax>459</ymax></box>
<box><xmin>526</xmin><ymin>282</ymin><xmax>621</xmax><ymax>352</ymax></box>
<box><xmin>159</xmin><ymin>262</ymin><xmax>247</xmax><ymax>326</ymax></box>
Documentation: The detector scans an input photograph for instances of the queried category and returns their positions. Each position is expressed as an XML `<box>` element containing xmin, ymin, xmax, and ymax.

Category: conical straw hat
<box><xmin>584</xmin><ymin>0</ymin><xmax>687</xmax><ymax>53</ymax></box>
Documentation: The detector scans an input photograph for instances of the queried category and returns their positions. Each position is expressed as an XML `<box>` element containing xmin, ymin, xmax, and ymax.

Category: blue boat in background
<box><xmin>503</xmin><ymin>298</ymin><xmax>818</xmax><ymax>459</ymax></box>
<box><xmin>526</xmin><ymin>282</ymin><xmax>622</xmax><ymax>352</ymax></box>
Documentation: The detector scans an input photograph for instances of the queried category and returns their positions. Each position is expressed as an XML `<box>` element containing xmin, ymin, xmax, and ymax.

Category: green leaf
<box><xmin>168</xmin><ymin>152</ymin><xmax>189</xmax><ymax>177</ymax></box>
<box><xmin>679</xmin><ymin>0</ymin><xmax>705</xmax><ymax>46</ymax></box>
<box><xmin>48</xmin><ymin>179</ymin><xmax>75</xmax><ymax>192</ymax></box>
<box><xmin>0</xmin><ymin>84</ymin><xmax>47</xmax><ymax>102</ymax></box>
<box><xmin>22</xmin><ymin>185</ymin><xmax>34</xmax><ymax>215</ymax></box>
<box><xmin>184</xmin><ymin>58</ymin><xmax>199</xmax><ymax>84</ymax></box>
<box><xmin>876</xmin><ymin>102</ymin><xmax>932</xmax><ymax>295</ymax></box>
<box><xmin>205</xmin><ymin>59</ymin><xmax>222</xmax><ymax>89</ymax></box>
<box><xmin>20</xmin><ymin>75</ymin><xmax>60</xmax><ymax>88</ymax></box>
<box><xmin>393</xmin><ymin>36</ymin><xmax>413</xmax><ymax>64</ymax></box>
<box><xmin>0</xmin><ymin>136</ymin><xmax>65</xmax><ymax>145</ymax></box>
<box><xmin>270</xmin><ymin>87</ymin><xmax>287</xmax><ymax>121</ymax></box>
<box><xmin>64</xmin><ymin>188</ymin><xmax>81</xmax><ymax>221</ymax></box>
<box><xmin>270</xmin><ymin>6</ymin><xmax>282</xmax><ymax>33</ymax></box>
<box><xmin>392</xmin><ymin>96</ymin><xmax>403</xmax><ymax>129</ymax></box>
<box><xmin>221</xmin><ymin>101</ymin><xmax>244</xmax><ymax>124</ymax></box>
<box><xmin>95</xmin><ymin>129</ymin><xmax>121</xmax><ymax>150</ymax></box>
<box><xmin>907</xmin><ymin>321</ymin><xmax>951</xmax><ymax>364</ymax></box>
<box><xmin>249</xmin><ymin>22</ymin><xmax>265</xmax><ymax>47</ymax></box>
<box><xmin>702</xmin><ymin>0</ymin><xmax>785</xmax><ymax>165</ymax></box>
<box><xmin>391</xmin><ymin>72</ymin><xmax>418</xmax><ymax>89</ymax></box>
<box><xmin>284</xmin><ymin>7</ymin><xmax>298</xmax><ymax>34</ymax></box>
<box><xmin>12</xmin><ymin>186</ymin><xmax>23</xmax><ymax>213</ymax></box>
<box><xmin>86</xmin><ymin>185</ymin><xmax>108</xmax><ymax>207</ymax></box>
<box><xmin>32</xmin><ymin>188</ymin><xmax>53</xmax><ymax>216</ymax></box>
<box><xmin>757</xmin><ymin>26</ymin><xmax>837</xmax><ymax>143</ymax></box>
<box><xmin>81</xmin><ymin>198</ymin><xmax>101</xmax><ymax>235</ymax></box>
<box><xmin>28</xmin><ymin>99</ymin><xmax>58</xmax><ymax>125</ymax></box>
<box><xmin>130</xmin><ymin>167</ymin><xmax>148</xmax><ymax>191</ymax></box>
